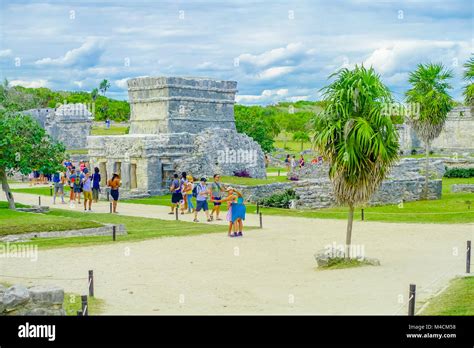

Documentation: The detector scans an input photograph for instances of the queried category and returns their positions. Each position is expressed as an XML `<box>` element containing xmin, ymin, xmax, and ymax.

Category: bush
<box><xmin>411</xmin><ymin>148</ymin><xmax>417</xmax><ymax>155</ymax></box>
<box><xmin>258</xmin><ymin>189</ymin><xmax>298</xmax><ymax>208</ymax></box>
<box><xmin>444</xmin><ymin>167</ymin><xmax>474</xmax><ymax>178</ymax></box>
<box><xmin>233</xmin><ymin>169</ymin><xmax>251</xmax><ymax>178</ymax></box>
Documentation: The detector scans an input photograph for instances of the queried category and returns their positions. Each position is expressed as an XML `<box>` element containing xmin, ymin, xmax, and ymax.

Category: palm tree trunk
<box><xmin>345</xmin><ymin>204</ymin><xmax>354</xmax><ymax>260</ymax></box>
<box><xmin>0</xmin><ymin>168</ymin><xmax>15</xmax><ymax>209</ymax></box>
<box><xmin>423</xmin><ymin>141</ymin><xmax>430</xmax><ymax>199</ymax></box>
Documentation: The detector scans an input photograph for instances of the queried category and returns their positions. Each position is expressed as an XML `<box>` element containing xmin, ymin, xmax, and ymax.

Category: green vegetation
<box><xmin>463</xmin><ymin>55</ymin><xmax>474</xmax><ymax>106</ymax></box>
<box><xmin>11</xmin><ymin>178</ymin><xmax>473</xmax><ymax>224</ymax></box>
<box><xmin>0</xmin><ymin>205</ymin><xmax>234</xmax><ymax>249</ymax></box>
<box><xmin>317</xmin><ymin>257</ymin><xmax>377</xmax><ymax>270</ymax></box>
<box><xmin>258</xmin><ymin>189</ymin><xmax>298</xmax><ymax>208</ymax></box>
<box><xmin>220</xmin><ymin>175</ymin><xmax>287</xmax><ymax>185</ymax></box>
<box><xmin>0</xmin><ymin>110</ymin><xmax>66</xmax><ymax>209</ymax></box>
<box><xmin>444</xmin><ymin>167</ymin><xmax>474</xmax><ymax>178</ymax></box>
<box><xmin>313</xmin><ymin>65</ymin><xmax>399</xmax><ymax>258</ymax></box>
<box><xmin>405</xmin><ymin>63</ymin><xmax>454</xmax><ymax>198</ymax></box>
<box><xmin>0</xmin><ymin>80</ymin><xmax>130</xmax><ymax>121</ymax></box>
<box><xmin>11</xmin><ymin>186</ymin><xmax>70</xmax><ymax>196</ymax></box>
<box><xmin>0</xmin><ymin>202</ymin><xmax>101</xmax><ymax>235</ymax></box>
<box><xmin>64</xmin><ymin>293</ymin><xmax>105</xmax><ymax>316</ymax></box>
<box><xmin>90</xmin><ymin>125</ymin><xmax>128</xmax><ymax>135</ymax></box>
<box><xmin>420</xmin><ymin>277</ymin><xmax>474</xmax><ymax>315</ymax></box>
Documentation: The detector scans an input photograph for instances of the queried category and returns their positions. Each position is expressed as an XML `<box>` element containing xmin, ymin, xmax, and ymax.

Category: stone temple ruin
<box><xmin>87</xmin><ymin>76</ymin><xmax>265</xmax><ymax>196</ymax></box>
<box><xmin>24</xmin><ymin>103</ymin><xmax>93</xmax><ymax>149</ymax></box>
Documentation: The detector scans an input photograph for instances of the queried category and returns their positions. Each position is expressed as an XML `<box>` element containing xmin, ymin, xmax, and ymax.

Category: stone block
<box><xmin>29</xmin><ymin>286</ymin><xmax>64</xmax><ymax>305</ymax></box>
<box><xmin>3</xmin><ymin>285</ymin><xmax>30</xmax><ymax>310</ymax></box>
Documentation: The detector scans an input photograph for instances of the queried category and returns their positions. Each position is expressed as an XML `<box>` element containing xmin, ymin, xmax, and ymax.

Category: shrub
<box><xmin>258</xmin><ymin>189</ymin><xmax>298</xmax><ymax>208</ymax></box>
<box><xmin>411</xmin><ymin>148</ymin><xmax>417</xmax><ymax>155</ymax></box>
<box><xmin>444</xmin><ymin>167</ymin><xmax>474</xmax><ymax>178</ymax></box>
<box><xmin>233</xmin><ymin>169</ymin><xmax>251</xmax><ymax>178</ymax></box>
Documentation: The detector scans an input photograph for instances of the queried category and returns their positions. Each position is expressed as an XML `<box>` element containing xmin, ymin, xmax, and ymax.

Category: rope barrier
<box><xmin>0</xmin><ymin>274</ymin><xmax>87</xmax><ymax>281</ymax></box>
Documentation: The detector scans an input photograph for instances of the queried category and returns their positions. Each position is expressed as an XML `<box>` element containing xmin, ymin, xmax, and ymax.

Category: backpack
<box><xmin>53</xmin><ymin>173</ymin><xmax>60</xmax><ymax>183</ymax></box>
<box><xmin>192</xmin><ymin>185</ymin><xmax>198</xmax><ymax>197</ymax></box>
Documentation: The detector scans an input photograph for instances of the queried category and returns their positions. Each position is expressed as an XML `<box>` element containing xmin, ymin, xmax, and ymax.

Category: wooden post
<box><xmin>408</xmin><ymin>284</ymin><xmax>416</xmax><ymax>316</ymax></box>
<box><xmin>361</xmin><ymin>209</ymin><xmax>364</xmax><ymax>221</ymax></box>
<box><xmin>38</xmin><ymin>196</ymin><xmax>41</xmax><ymax>206</ymax></box>
<box><xmin>467</xmin><ymin>241</ymin><xmax>471</xmax><ymax>274</ymax></box>
<box><xmin>77</xmin><ymin>310</ymin><xmax>83</xmax><ymax>316</ymax></box>
<box><xmin>88</xmin><ymin>270</ymin><xmax>94</xmax><ymax>297</ymax></box>
<box><xmin>112</xmin><ymin>225</ymin><xmax>116</xmax><ymax>241</ymax></box>
<box><xmin>175</xmin><ymin>207</ymin><xmax>179</xmax><ymax>220</ymax></box>
<box><xmin>256</xmin><ymin>202</ymin><xmax>260</xmax><ymax>214</ymax></box>
<box><xmin>259</xmin><ymin>213</ymin><xmax>263</xmax><ymax>228</ymax></box>
<box><xmin>106</xmin><ymin>190</ymin><xmax>110</xmax><ymax>202</ymax></box>
<box><xmin>49</xmin><ymin>186</ymin><xmax>53</xmax><ymax>196</ymax></box>
<box><xmin>109</xmin><ymin>202</ymin><xmax>112</xmax><ymax>214</ymax></box>
<box><xmin>81</xmin><ymin>295</ymin><xmax>88</xmax><ymax>316</ymax></box>
<box><xmin>278</xmin><ymin>170</ymin><xmax>280</xmax><ymax>177</ymax></box>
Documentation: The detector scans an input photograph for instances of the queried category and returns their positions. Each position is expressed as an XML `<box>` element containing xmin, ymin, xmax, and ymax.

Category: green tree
<box><xmin>0</xmin><ymin>110</ymin><xmax>65</xmax><ymax>209</ymax></box>
<box><xmin>234</xmin><ymin>105</ymin><xmax>275</xmax><ymax>152</ymax></box>
<box><xmin>99</xmin><ymin>79</ymin><xmax>111</xmax><ymax>95</ymax></box>
<box><xmin>91</xmin><ymin>88</ymin><xmax>99</xmax><ymax>102</ymax></box>
<box><xmin>313</xmin><ymin>65</ymin><xmax>399</xmax><ymax>259</ymax></box>
<box><xmin>405</xmin><ymin>63</ymin><xmax>454</xmax><ymax>198</ymax></box>
<box><xmin>463</xmin><ymin>55</ymin><xmax>474</xmax><ymax>107</ymax></box>
<box><xmin>292</xmin><ymin>130</ymin><xmax>311</xmax><ymax>151</ymax></box>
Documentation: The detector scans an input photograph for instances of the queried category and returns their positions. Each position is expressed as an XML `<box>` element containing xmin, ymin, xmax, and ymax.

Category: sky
<box><xmin>0</xmin><ymin>0</ymin><xmax>472</xmax><ymax>105</ymax></box>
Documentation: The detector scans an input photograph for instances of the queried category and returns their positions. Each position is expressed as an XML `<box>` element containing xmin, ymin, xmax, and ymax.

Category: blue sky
<box><xmin>0</xmin><ymin>0</ymin><xmax>472</xmax><ymax>105</ymax></box>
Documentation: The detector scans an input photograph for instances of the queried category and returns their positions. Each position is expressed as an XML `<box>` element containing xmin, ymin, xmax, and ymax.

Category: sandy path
<box><xmin>1</xmin><ymin>189</ymin><xmax>473</xmax><ymax>314</ymax></box>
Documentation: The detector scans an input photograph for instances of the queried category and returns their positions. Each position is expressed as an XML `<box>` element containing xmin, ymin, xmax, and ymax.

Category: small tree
<box><xmin>313</xmin><ymin>65</ymin><xmax>399</xmax><ymax>259</ymax></box>
<box><xmin>292</xmin><ymin>131</ymin><xmax>311</xmax><ymax>151</ymax></box>
<box><xmin>405</xmin><ymin>63</ymin><xmax>454</xmax><ymax>198</ymax></box>
<box><xmin>0</xmin><ymin>110</ymin><xmax>65</xmax><ymax>209</ymax></box>
<box><xmin>463</xmin><ymin>55</ymin><xmax>474</xmax><ymax>107</ymax></box>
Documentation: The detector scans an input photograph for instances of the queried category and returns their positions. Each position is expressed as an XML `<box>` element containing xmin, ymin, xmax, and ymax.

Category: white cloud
<box><xmin>0</xmin><ymin>49</ymin><xmax>12</xmax><ymax>57</ymax></box>
<box><xmin>238</xmin><ymin>43</ymin><xmax>305</xmax><ymax>68</ymax></box>
<box><xmin>10</xmin><ymin>79</ymin><xmax>48</xmax><ymax>88</ymax></box>
<box><xmin>115</xmin><ymin>78</ymin><xmax>129</xmax><ymax>89</ymax></box>
<box><xmin>257</xmin><ymin>66</ymin><xmax>294</xmax><ymax>80</ymax></box>
<box><xmin>236</xmin><ymin>88</ymin><xmax>308</xmax><ymax>104</ymax></box>
<box><xmin>35</xmin><ymin>38</ymin><xmax>105</xmax><ymax>68</ymax></box>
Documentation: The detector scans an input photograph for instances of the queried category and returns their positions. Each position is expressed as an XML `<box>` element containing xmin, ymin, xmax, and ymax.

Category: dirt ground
<box><xmin>1</xmin><ymin>189</ymin><xmax>472</xmax><ymax>314</ymax></box>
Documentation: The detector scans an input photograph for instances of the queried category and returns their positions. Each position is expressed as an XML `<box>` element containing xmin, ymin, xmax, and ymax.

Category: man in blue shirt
<box><xmin>193</xmin><ymin>178</ymin><xmax>211</xmax><ymax>223</ymax></box>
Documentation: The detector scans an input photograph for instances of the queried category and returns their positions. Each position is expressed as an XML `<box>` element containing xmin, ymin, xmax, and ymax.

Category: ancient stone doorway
<box><xmin>130</xmin><ymin>163</ymin><xmax>137</xmax><ymax>189</ymax></box>
<box><xmin>99</xmin><ymin>162</ymin><xmax>107</xmax><ymax>186</ymax></box>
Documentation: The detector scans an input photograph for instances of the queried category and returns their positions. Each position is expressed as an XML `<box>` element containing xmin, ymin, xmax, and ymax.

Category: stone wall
<box><xmin>0</xmin><ymin>284</ymin><xmax>65</xmax><ymax>316</ymax></box>
<box><xmin>398</xmin><ymin>106</ymin><xmax>474</xmax><ymax>154</ymax></box>
<box><xmin>24</xmin><ymin>103</ymin><xmax>93</xmax><ymax>149</ymax></box>
<box><xmin>174</xmin><ymin>128</ymin><xmax>266</xmax><ymax>178</ymax></box>
<box><xmin>225</xmin><ymin>157</ymin><xmax>443</xmax><ymax>209</ymax></box>
<box><xmin>127</xmin><ymin>76</ymin><xmax>237</xmax><ymax>135</ymax></box>
<box><xmin>451</xmin><ymin>184</ymin><xmax>474</xmax><ymax>193</ymax></box>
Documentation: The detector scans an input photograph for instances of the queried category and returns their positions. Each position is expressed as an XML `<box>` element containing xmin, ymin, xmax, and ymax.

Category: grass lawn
<box><xmin>66</xmin><ymin>149</ymin><xmax>89</xmax><ymax>155</ymax></box>
<box><xmin>0</xmin><ymin>202</ymin><xmax>101</xmax><ymax>235</ymax></box>
<box><xmin>9</xmin><ymin>178</ymin><xmax>473</xmax><ymax>224</ymax></box>
<box><xmin>12</xmin><ymin>185</ymin><xmax>71</xmax><ymax>197</ymax></box>
<box><xmin>420</xmin><ymin>277</ymin><xmax>474</xmax><ymax>315</ymax></box>
<box><xmin>0</xmin><ymin>204</ymin><xmax>234</xmax><ymax>249</ymax></box>
<box><xmin>220</xmin><ymin>175</ymin><xmax>288</xmax><ymax>185</ymax></box>
<box><xmin>124</xmin><ymin>178</ymin><xmax>474</xmax><ymax>224</ymax></box>
<box><xmin>273</xmin><ymin>139</ymin><xmax>313</xmax><ymax>153</ymax></box>
<box><xmin>317</xmin><ymin>258</ymin><xmax>377</xmax><ymax>271</ymax></box>
<box><xmin>90</xmin><ymin>126</ymin><xmax>128</xmax><ymax>135</ymax></box>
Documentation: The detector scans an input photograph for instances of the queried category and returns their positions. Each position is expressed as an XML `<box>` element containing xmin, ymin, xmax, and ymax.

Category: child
<box><xmin>213</xmin><ymin>187</ymin><xmax>245</xmax><ymax>237</ymax></box>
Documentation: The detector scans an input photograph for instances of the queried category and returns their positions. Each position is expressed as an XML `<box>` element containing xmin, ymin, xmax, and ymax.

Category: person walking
<box><xmin>284</xmin><ymin>154</ymin><xmax>291</xmax><ymax>171</ymax></box>
<box><xmin>169</xmin><ymin>173</ymin><xmax>183</xmax><ymax>215</ymax></box>
<box><xmin>299</xmin><ymin>154</ymin><xmax>305</xmax><ymax>168</ymax></box>
<box><xmin>107</xmin><ymin>173</ymin><xmax>121</xmax><ymax>213</ymax></box>
<box><xmin>212</xmin><ymin>187</ymin><xmax>245</xmax><ymax>237</ymax></box>
<box><xmin>82</xmin><ymin>172</ymin><xmax>93</xmax><ymax>212</ymax></box>
<box><xmin>210</xmin><ymin>174</ymin><xmax>225</xmax><ymax>221</ymax></box>
<box><xmin>52</xmin><ymin>170</ymin><xmax>65</xmax><ymax>204</ymax></box>
<box><xmin>71</xmin><ymin>169</ymin><xmax>84</xmax><ymax>204</ymax></box>
<box><xmin>193</xmin><ymin>177</ymin><xmax>211</xmax><ymax>222</ymax></box>
<box><xmin>67</xmin><ymin>166</ymin><xmax>75</xmax><ymax>205</ymax></box>
<box><xmin>185</xmin><ymin>175</ymin><xmax>195</xmax><ymax>213</ymax></box>
<box><xmin>180</xmin><ymin>172</ymin><xmax>188</xmax><ymax>212</ymax></box>
<box><xmin>92</xmin><ymin>167</ymin><xmax>101</xmax><ymax>203</ymax></box>
<box><xmin>290</xmin><ymin>155</ymin><xmax>297</xmax><ymax>169</ymax></box>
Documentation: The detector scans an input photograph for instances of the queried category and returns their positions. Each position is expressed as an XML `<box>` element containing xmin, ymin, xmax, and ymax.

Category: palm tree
<box><xmin>313</xmin><ymin>65</ymin><xmax>399</xmax><ymax>259</ymax></box>
<box><xmin>91</xmin><ymin>88</ymin><xmax>99</xmax><ymax>101</ymax></box>
<box><xmin>293</xmin><ymin>130</ymin><xmax>311</xmax><ymax>151</ymax></box>
<box><xmin>99</xmin><ymin>79</ymin><xmax>111</xmax><ymax>96</ymax></box>
<box><xmin>405</xmin><ymin>63</ymin><xmax>454</xmax><ymax>198</ymax></box>
<box><xmin>463</xmin><ymin>55</ymin><xmax>474</xmax><ymax>108</ymax></box>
